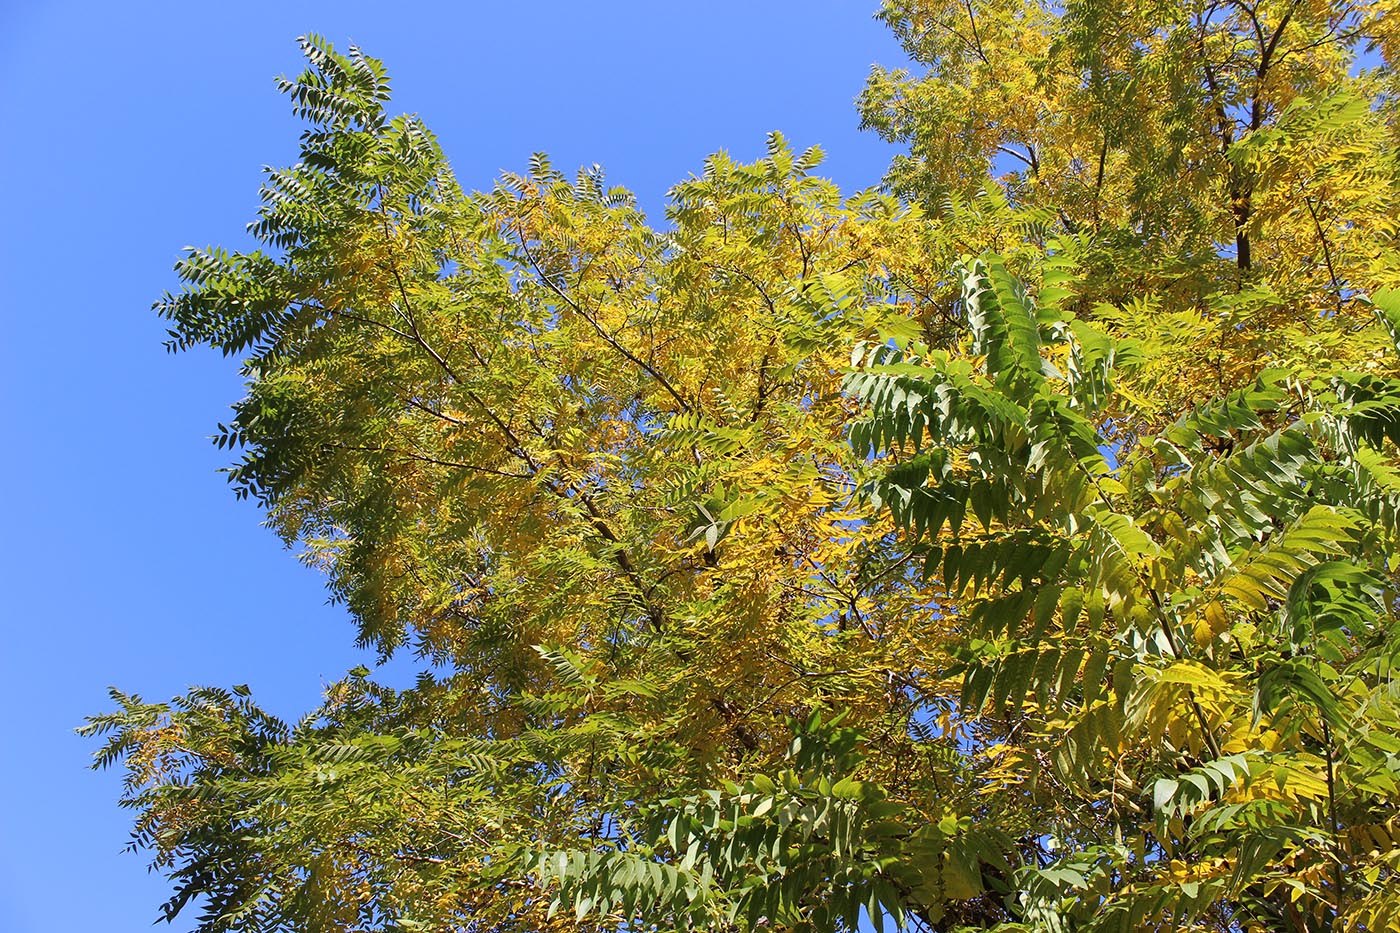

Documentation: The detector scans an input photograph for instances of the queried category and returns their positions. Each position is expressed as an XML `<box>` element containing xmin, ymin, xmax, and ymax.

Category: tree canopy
<box><xmin>85</xmin><ymin>3</ymin><xmax>1400</xmax><ymax>931</ymax></box>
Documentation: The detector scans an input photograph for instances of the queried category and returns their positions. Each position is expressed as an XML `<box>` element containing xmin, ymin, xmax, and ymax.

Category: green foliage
<box><xmin>539</xmin><ymin>712</ymin><xmax>1016</xmax><ymax>932</ymax></box>
<box><xmin>845</xmin><ymin>250</ymin><xmax>1400</xmax><ymax>930</ymax></box>
<box><xmin>86</xmin><ymin>11</ymin><xmax>1400</xmax><ymax>933</ymax></box>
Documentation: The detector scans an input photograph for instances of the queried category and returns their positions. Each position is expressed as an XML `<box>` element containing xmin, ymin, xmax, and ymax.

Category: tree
<box><xmin>85</xmin><ymin>7</ymin><xmax>1400</xmax><ymax>931</ymax></box>
<box><xmin>859</xmin><ymin>0</ymin><xmax>1400</xmax><ymax>418</ymax></box>
<box><xmin>842</xmin><ymin>260</ymin><xmax>1400</xmax><ymax>930</ymax></box>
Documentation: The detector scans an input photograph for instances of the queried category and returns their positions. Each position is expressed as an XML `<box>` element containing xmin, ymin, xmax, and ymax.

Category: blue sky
<box><xmin>0</xmin><ymin>3</ymin><xmax>903</xmax><ymax>930</ymax></box>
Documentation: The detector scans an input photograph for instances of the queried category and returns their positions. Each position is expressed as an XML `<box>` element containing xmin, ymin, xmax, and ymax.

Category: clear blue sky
<box><xmin>0</xmin><ymin>3</ymin><xmax>903</xmax><ymax>930</ymax></box>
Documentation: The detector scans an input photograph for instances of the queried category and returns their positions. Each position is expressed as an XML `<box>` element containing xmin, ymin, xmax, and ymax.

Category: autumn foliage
<box><xmin>86</xmin><ymin>3</ymin><xmax>1400</xmax><ymax>931</ymax></box>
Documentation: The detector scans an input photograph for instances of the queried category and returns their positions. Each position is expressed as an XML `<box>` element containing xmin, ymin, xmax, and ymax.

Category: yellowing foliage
<box><xmin>82</xmin><ymin>6</ymin><xmax>1400</xmax><ymax>931</ymax></box>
